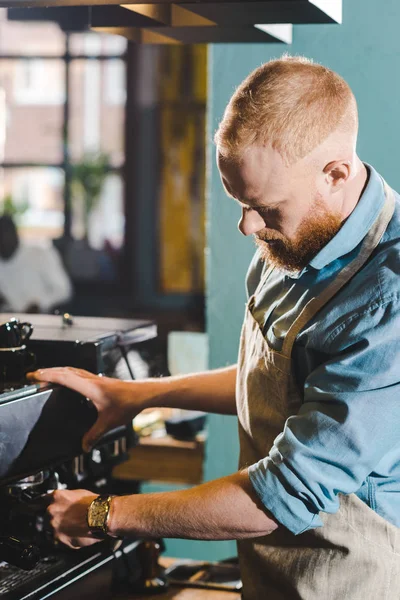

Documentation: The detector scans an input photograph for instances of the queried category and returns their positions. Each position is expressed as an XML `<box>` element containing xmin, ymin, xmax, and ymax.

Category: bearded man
<box><xmin>29</xmin><ymin>56</ymin><xmax>400</xmax><ymax>599</ymax></box>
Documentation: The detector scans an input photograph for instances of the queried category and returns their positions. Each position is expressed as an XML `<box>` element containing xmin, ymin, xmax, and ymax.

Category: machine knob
<box><xmin>62</xmin><ymin>313</ymin><xmax>74</xmax><ymax>328</ymax></box>
<box><xmin>0</xmin><ymin>536</ymin><xmax>41</xmax><ymax>571</ymax></box>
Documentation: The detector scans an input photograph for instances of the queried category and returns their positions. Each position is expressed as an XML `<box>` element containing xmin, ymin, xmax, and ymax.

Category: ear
<box><xmin>323</xmin><ymin>160</ymin><xmax>351</xmax><ymax>191</ymax></box>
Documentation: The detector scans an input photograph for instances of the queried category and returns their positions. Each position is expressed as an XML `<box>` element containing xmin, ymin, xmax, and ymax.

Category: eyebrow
<box><xmin>222</xmin><ymin>182</ymin><xmax>274</xmax><ymax>210</ymax></box>
<box><xmin>231</xmin><ymin>197</ymin><xmax>271</xmax><ymax>211</ymax></box>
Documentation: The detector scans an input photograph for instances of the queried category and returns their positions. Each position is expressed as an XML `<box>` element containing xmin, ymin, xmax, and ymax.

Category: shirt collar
<box><xmin>308</xmin><ymin>163</ymin><xmax>385</xmax><ymax>271</ymax></box>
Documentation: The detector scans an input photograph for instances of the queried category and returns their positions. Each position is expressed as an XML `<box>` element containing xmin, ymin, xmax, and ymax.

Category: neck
<box><xmin>341</xmin><ymin>157</ymin><xmax>368</xmax><ymax>220</ymax></box>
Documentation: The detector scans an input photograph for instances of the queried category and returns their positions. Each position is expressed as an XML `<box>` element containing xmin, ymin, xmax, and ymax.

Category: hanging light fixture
<box><xmin>2</xmin><ymin>0</ymin><xmax>342</xmax><ymax>44</ymax></box>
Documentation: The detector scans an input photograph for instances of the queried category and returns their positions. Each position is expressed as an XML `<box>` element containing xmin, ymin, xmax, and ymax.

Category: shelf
<box><xmin>113</xmin><ymin>434</ymin><xmax>205</xmax><ymax>485</ymax></box>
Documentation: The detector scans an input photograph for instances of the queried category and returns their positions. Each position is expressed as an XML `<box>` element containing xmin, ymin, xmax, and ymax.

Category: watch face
<box><xmin>89</xmin><ymin>497</ymin><xmax>109</xmax><ymax>529</ymax></box>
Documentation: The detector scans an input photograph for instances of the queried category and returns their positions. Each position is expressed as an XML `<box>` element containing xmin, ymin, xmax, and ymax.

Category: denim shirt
<box><xmin>247</xmin><ymin>164</ymin><xmax>400</xmax><ymax>535</ymax></box>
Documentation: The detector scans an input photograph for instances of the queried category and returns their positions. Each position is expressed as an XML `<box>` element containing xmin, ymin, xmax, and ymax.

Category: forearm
<box><xmin>135</xmin><ymin>365</ymin><xmax>237</xmax><ymax>415</ymax></box>
<box><xmin>108</xmin><ymin>470</ymin><xmax>278</xmax><ymax>540</ymax></box>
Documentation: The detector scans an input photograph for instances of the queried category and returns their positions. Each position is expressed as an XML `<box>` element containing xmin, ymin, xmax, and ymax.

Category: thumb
<box><xmin>82</xmin><ymin>420</ymin><xmax>107</xmax><ymax>453</ymax></box>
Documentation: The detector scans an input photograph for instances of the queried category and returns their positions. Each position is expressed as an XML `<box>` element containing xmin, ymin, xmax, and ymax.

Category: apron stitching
<box><xmin>384</xmin><ymin>555</ymin><xmax>394</xmax><ymax>600</ymax></box>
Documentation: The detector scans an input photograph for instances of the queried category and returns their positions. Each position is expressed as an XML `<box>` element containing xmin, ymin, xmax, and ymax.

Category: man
<box><xmin>0</xmin><ymin>215</ymin><xmax>72</xmax><ymax>313</ymax></box>
<box><xmin>29</xmin><ymin>56</ymin><xmax>400</xmax><ymax>599</ymax></box>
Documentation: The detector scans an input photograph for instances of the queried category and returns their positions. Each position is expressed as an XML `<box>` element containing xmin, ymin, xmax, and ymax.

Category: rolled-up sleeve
<box><xmin>248</xmin><ymin>298</ymin><xmax>400</xmax><ymax>535</ymax></box>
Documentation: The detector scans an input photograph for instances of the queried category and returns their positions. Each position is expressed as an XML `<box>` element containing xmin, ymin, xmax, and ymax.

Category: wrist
<box><xmin>135</xmin><ymin>377</ymin><xmax>173</xmax><ymax>410</ymax></box>
<box><xmin>116</xmin><ymin>378</ymin><xmax>154</xmax><ymax>415</ymax></box>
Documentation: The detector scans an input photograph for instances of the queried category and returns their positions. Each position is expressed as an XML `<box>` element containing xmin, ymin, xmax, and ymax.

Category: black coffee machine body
<box><xmin>0</xmin><ymin>318</ymin><xmax>35</xmax><ymax>384</ymax></box>
<box><xmin>0</xmin><ymin>315</ymin><xmax>162</xmax><ymax>599</ymax></box>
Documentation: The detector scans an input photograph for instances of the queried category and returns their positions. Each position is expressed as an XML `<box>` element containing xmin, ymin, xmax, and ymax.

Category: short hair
<box><xmin>215</xmin><ymin>55</ymin><xmax>358</xmax><ymax>164</ymax></box>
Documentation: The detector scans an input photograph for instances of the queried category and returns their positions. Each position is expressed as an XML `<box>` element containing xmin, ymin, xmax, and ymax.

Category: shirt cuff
<box><xmin>248</xmin><ymin>458</ymin><xmax>323</xmax><ymax>535</ymax></box>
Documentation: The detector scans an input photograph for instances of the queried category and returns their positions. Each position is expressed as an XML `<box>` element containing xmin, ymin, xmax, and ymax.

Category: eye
<box><xmin>254</xmin><ymin>206</ymin><xmax>273</xmax><ymax>215</ymax></box>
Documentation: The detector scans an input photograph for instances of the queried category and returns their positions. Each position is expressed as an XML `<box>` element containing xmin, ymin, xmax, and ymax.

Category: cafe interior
<box><xmin>0</xmin><ymin>1</ymin><xmax>398</xmax><ymax>598</ymax></box>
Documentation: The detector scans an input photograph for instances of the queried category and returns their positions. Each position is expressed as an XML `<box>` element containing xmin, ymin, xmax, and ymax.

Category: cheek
<box><xmin>273</xmin><ymin>203</ymin><xmax>308</xmax><ymax>237</ymax></box>
<box><xmin>256</xmin><ymin>211</ymin><xmax>285</xmax><ymax>234</ymax></box>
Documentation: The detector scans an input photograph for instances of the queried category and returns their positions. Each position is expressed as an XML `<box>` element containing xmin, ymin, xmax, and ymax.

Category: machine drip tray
<box><xmin>0</xmin><ymin>540</ymin><xmax>141</xmax><ymax>600</ymax></box>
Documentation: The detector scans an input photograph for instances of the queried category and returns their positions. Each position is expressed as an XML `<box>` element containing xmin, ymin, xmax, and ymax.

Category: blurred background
<box><xmin>0</xmin><ymin>8</ymin><xmax>207</xmax><ymax>333</ymax></box>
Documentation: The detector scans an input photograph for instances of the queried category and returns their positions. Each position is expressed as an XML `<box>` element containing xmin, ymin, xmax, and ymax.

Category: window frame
<box><xmin>0</xmin><ymin>29</ymin><xmax>127</xmax><ymax>241</ymax></box>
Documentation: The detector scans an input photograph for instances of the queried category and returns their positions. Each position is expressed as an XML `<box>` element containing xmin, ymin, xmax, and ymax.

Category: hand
<box><xmin>47</xmin><ymin>489</ymin><xmax>99</xmax><ymax>549</ymax></box>
<box><xmin>27</xmin><ymin>367</ymin><xmax>145</xmax><ymax>451</ymax></box>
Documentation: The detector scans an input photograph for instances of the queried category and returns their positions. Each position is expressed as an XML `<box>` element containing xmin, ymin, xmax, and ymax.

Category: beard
<box><xmin>255</xmin><ymin>203</ymin><xmax>343</xmax><ymax>273</ymax></box>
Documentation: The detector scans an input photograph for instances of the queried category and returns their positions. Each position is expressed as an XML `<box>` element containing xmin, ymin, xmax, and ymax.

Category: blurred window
<box><xmin>69</xmin><ymin>32</ymin><xmax>127</xmax><ymax>56</ymax></box>
<box><xmin>104</xmin><ymin>60</ymin><xmax>127</xmax><ymax>106</ymax></box>
<box><xmin>69</xmin><ymin>59</ymin><xmax>125</xmax><ymax>166</ymax></box>
<box><xmin>0</xmin><ymin>8</ymin><xmax>65</xmax><ymax>57</ymax></box>
<box><xmin>0</xmin><ymin>166</ymin><xmax>64</xmax><ymax>242</ymax></box>
<box><xmin>0</xmin><ymin>58</ymin><xmax>64</xmax><ymax>164</ymax></box>
<box><xmin>0</xmin><ymin>9</ymin><xmax>127</xmax><ymax>270</ymax></box>
<box><xmin>71</xmin><ymin>172</ymin><xmax>124</xmax><ymax>249</ymax></box>
<box><xmin>13</xmin><ymin>59</ymin><xmax>65</xmax><ymax>105</ymax></box>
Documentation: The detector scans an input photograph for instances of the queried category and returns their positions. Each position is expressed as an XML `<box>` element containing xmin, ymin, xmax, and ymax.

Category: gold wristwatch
<box><xmin>87</xmin><ymin>495</ymin><xmax>115</xmax><ymax>539</ymax></box>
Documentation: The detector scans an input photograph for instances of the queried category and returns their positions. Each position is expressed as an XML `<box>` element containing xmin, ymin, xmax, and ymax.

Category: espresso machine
<box><xmin>0</xmin><ymin>315</ymin><xmax>166</xmax><ymax>599</ymax></box>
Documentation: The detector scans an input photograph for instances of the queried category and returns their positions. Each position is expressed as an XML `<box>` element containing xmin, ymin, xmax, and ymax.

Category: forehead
<box><xmin>217</xmin><ymin>145</ymin><xmax>288</xmax><ymax>199</ymax></box>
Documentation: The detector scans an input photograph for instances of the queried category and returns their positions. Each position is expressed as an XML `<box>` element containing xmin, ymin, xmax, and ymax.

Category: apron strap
<box><xmin>281</xmin><ymin>181</ymin><xmax>395</xmax><ymax>358</ymax></box>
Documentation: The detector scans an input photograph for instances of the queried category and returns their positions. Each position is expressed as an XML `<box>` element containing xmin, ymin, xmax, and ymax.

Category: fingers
<box><xmin>57</xmin><ymin>534</ymin><xmax>99</xmax><ymax>550</ymax></box>
<box><xmin>34</xmin><ymin>491</ymin><xmax>55</xmax><ymax>509</ymax></box>
<box><xmin>46</xmin><ymin>489</ymin><xmax>99</xmax><ymax>550</ymax></box>
<box><xmin>27</xmin><ymin>366</ymin><xmax>98</xmax><ymax>383</ymax></box>
<box><xmin>27</xmin><ymin>367</ymin><xmax>112</xmax><ymax>453</ymax></box>
<box><xmin>27</xmin><ymin>367</ymin><xmax>100</xmax><ymax>399</ymax></box>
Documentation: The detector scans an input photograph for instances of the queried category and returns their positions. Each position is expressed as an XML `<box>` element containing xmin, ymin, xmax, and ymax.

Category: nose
<box><xmin>238</xmin><ymin>207</ymin><xmax>266</xmax><ymax>236</ymax></box>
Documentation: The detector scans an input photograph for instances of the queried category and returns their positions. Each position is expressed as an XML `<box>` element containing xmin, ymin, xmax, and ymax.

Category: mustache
<box><xmin>255</xmin><ymin>229</ymin><xmax>285</xmax><ymax>242</ymax></box>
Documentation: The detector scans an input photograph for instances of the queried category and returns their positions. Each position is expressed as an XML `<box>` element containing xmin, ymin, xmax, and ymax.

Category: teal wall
<box><xmin>205</xmin><ymin>0</ymin><xmax>400</xmax><ymax>560</ymax></box>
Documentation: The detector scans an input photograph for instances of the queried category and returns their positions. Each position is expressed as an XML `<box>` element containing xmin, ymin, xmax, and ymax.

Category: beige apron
<box><xmin>237</xmin><ymin>183</ymin><xmax>400</xmax><ymax>599</ymax></box>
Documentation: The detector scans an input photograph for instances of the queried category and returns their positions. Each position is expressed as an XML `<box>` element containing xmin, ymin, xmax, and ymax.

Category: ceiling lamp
<box><xmin>91</xmin><ymin>5</ymin><xmax>293</xmax><ymax>43</ymax></box>
<box><xmin>122</xmin><ymin>1</ymin><xmax>342</xmax><ymax>26</ymax></box>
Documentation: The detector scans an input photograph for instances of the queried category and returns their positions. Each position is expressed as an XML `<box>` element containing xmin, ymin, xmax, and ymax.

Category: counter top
<box><xmin>115</xmin><ymin>584</ymin><xmax>241</xmax><ymax>600</ymax></box>
<box><xmin>115</xmin><ymin>559</ymin><xmax>241</xmax><ymax>600</ymax></box>
<box><xmin>54</xmin><ymin>557</ymin><xmax>241</xmax><ymax>600</ymax></box>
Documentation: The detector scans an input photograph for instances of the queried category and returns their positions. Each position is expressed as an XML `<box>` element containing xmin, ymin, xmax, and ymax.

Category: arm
<box><xmin>28</xmin><ymin>364</ymin><xmax>237</xmax><ymax>451</ymax></box>
<box><xmin>144</xmin><ymin>365</ymin><xmax>237</xmax><ymax>415</ymax></box>
<box><xmin>47</xmin><ymin>470</ymin><xmax>278</xmax><ymax>549</ymax></box>
<box><xmin>109</xmin><ymin>470</ymin><xmax>277</xmax><ymax>540</ymax></box>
